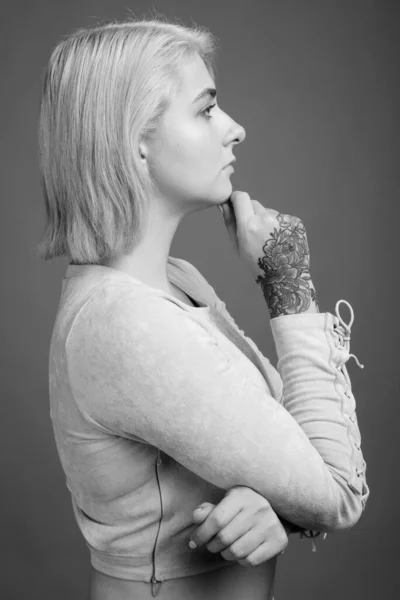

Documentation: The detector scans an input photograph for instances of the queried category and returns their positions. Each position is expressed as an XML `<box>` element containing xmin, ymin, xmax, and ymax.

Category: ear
<box><xmin>138</xmin><ymin>141</ymin><xmax>147</xmax><ymax>161</ymax></box>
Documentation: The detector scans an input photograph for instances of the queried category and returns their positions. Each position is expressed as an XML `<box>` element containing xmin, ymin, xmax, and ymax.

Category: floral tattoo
<box><xmin>255</xmin><ymin>213</ymin><xmax>319</xmax><ymax>318</ymax></box>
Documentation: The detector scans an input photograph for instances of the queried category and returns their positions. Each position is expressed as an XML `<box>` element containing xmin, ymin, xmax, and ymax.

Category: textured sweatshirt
<box><xmin>48</xmin><ymin>255</ymin><xmax>370</xmax><ymax>593</ymax></box>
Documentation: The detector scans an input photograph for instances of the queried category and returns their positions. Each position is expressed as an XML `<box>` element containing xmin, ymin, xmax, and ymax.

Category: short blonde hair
<box><xmin>37</xmin><ymin>15</ymin><xmax>219</xmax><ymax>263</ymax></box>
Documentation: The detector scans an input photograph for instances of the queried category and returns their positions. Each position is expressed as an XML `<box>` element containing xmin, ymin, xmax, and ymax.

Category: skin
<box><xmin>101</xmin><ymin>53</ymin><xmax>245</xmax><ymax>294</ymax></box>
<box><xmin>219</xmin><ymin>197</ymin><xmax>320</xmax><ymax>318</ymax></box>
<box><xmin>189</xmin><ymin>487</ymin><xmax>297</xmax><ymax>563</ymax></box>
<box><xmin>254</xmin><ymin>212</ymin><xmax>319</xmax><ymax>318</ymax></box>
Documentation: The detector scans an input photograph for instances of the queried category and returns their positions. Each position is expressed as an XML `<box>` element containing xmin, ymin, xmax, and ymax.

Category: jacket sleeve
<box><xmin>66</xmin><ymin>287</ymin><xmax>369</xmax><ymax>534</ymax></box>
<box><xmin>178</xmin><ymin>259</ymin><xmax>370</xmax><ymax>533</ymax></box>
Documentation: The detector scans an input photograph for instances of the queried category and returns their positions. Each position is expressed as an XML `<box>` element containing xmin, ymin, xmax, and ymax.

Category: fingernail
<box><xmin>189</xmin><ymin>540</ymin><xmax>197</xmax><ymax>549</ymax></box>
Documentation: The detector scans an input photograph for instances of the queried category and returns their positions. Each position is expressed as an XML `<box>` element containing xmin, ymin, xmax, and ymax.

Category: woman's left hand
<box><xmin>189</xmin><ymin>486</ymin><xmax>290</xmax><ymax>567</ymax></box>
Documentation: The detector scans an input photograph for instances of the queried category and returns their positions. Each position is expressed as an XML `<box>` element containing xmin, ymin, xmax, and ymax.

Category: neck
<box><xmin>101</xmin><ymin>208</ymin><xmax>183</xmax><ymax>294</ymax></box>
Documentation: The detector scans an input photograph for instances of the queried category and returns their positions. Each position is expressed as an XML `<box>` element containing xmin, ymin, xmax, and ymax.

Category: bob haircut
<box><xmin>37</xmin><ymin>15</ymin><xmax>219</xmax><ymax>263</ymax></box>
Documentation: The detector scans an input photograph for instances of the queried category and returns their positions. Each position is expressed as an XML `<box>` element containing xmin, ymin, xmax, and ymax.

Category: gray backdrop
<box><xmin>1</xmin><ymin>1</ymin><xmax>398</xmax><ymax>598</ymax></box>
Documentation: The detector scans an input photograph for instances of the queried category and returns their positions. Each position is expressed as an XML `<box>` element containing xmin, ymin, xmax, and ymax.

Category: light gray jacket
<box><xmin>48</xmin><ymin>256</ymin><xmax>369</xmax><ymax>594</ymax></box>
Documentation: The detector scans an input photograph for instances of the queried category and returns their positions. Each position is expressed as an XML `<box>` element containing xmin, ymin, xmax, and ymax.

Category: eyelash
<box><xmin>202</xmin><ymin>103</ymin><xmax>217</xmax><ymax>119</ymax></box>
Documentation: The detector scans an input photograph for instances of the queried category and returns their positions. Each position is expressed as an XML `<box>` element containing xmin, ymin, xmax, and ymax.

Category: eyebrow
<box><xmin>192</xmin><ymin>87</ymin><xmax>217</xmax><ymax>104</ymax></box>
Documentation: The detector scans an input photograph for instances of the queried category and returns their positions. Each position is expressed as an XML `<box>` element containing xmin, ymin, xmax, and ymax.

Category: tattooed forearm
<box><xmin>254</xmin><ymin>213</ymin><xmax>320</xmax><ymax>319</ymax></box>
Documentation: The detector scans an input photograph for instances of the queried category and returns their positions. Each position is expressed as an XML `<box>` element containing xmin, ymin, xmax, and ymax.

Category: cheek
<box><xmin>167</xmin><ymin>122</ymin><xmax>220</xmax><ymax>171</ymax></box>
<box><xmin>151</xmin><ymin>121</ymin><xmax>225</xmax><ymax>199</ymax></box>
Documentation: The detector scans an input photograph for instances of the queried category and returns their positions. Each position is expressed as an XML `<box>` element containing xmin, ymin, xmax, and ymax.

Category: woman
<box><xmin>38</xmin><ymin>16</ymin><xmax>370</xmax><ymax>600</ymax></box>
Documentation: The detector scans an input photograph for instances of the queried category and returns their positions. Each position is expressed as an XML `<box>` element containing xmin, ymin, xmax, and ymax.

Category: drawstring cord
<box><xmin>334</xmin><ymin>299</ymin><xmax>364</xmax><ymax>370</ymax></box>
<box><xmin>299</xmin><ymin>529</ymin><xmax>328</xmax><ymax>552</ymax></box>
<box><xmin>332</xmin><ymin>299</ymin><xmax>364</xmax><ymax>390</ymax></box>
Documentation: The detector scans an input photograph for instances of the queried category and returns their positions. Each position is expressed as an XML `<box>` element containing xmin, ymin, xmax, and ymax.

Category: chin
<box><xmin>214</xmin><ymin>178</ymin><xmax>233</xmax><ymax>201</ymax></box>
<box><xmin>219</xmin><ymin>184</ymin><xmax>233</xmax><ymax>204</ymax></box>
<box><xmin>190</xmin><ymin>180</ymin><xmax>232</xmax><ymax>210</ymax></box>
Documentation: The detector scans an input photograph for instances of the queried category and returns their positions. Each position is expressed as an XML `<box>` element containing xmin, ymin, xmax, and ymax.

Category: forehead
<box><xmin>175</xmin><ymin>54</ymin><xmax>215</xmax><ymax>100</ymax></box>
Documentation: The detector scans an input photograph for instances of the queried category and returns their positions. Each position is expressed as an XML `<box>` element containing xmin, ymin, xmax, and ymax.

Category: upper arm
<box><xmin>66</xmin><ymin>292</ymin><xmax>348</xmax><ymax>531</ymax></box>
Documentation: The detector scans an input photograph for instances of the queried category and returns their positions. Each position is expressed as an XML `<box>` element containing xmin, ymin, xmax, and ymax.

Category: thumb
<box><xmin>229</xmin><ymin>191</ymin><xmax>255</xmax><ymax>229</ymax></box>
<box><xmin>192</xmin><ymin>502</ymin><xmax>214</xmax><ymax>522</ymax></box>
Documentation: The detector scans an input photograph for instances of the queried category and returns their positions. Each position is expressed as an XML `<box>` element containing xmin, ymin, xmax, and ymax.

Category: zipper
<box><xmin>150</xmin><ymin>448</ymin><xmax>164</xmax><ymax>597</ymax></box>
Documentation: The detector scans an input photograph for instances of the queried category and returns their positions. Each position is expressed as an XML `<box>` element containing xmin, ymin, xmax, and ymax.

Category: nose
<box><xmin>228</xmin><ymin>121</ymin><xmax>246</xmax><ymax>146</ymax></box>
<box><xmin>236</xmin><ymin>123</ymin><xmax>246</xmax><ymax>144</ymax></box>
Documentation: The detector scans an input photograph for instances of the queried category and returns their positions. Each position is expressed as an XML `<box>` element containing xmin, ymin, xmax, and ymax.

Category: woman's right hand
<box><xmin>219</xmin><ymin>191</ymin><xmax>311</xmax><ymax>281</ymax></box>
<box><xmin>190</xmin><ymin>486</ymin><xmax>289</xmax><ymax>566</ymax></box>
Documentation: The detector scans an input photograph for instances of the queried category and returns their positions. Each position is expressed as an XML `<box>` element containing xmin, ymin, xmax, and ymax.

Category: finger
<box><xmin>251</xmin><ymin>200</ymin><xmax>267</xmax><ymax>214</ymax></box>
<box><xmin>192</xmin><ymin>503</ymin><xmax>214</xmax><ymax>523</ymax></box>
<box><xmin>219</xmin><ymin>525</ymin><xmax>266</xmax><ymax>562</ymax></box>
<box><xmin>189</xmin><ymin>496</ymin><xmax>243</xmax><ymax>549</ymax></box>
<box><xmin>190</xmin><ymin>505</ymin><xmax>214</xmax><ymax>549</ymax></box>
<box><xmin>229</xmin><ymin>191</ymin><xmax>255</xmax><ymax>229</ymax></box>
<box><xmin>235</xmin><ymin>538</ymin><xmax>288</xmax><ymax>568</ymax></box>
<box><xmin>220</xmin><ymin>201</ymin><xmax>239</xmax><ymax>253</ymax></box>
<box><xmin>221</xmin><ymin>200</ymin><xmax>236</xmax><ymax>231</ymax></box>
<box><xmin>205</xmin><ymin>509</ymin><xmax>258</xmax><ymax>554</ymax></box>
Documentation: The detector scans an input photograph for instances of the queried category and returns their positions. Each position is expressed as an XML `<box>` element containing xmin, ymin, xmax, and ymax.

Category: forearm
<box><xmin>253</xmin><ymin>249</ymin><xmax>369</xmax><ymax>530</ymax></box>
<box><xmin>256</xmin><ymin>269</ymin><xmax>319</xmax><ymax>319</ymax></box>
<box><xmin>267</xmin><ymin>292</ymin><xmax>369</xmax><ymax>531</ymax></box>
<box><xmin>182</xmin><ymin>258</ymin><xmax>369</xmax><ymax>531</ymax></box>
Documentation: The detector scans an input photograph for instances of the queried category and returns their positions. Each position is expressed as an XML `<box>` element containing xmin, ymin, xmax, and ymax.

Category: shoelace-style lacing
<box><xmin>299</xmin><ymin>300</ymin><xmax>364</xmax><ymax>552</ymax></box>
<box><xmin>333</xmin><ymin>299</ymin><xmax>364</xmax><ymax>375</ymax></box>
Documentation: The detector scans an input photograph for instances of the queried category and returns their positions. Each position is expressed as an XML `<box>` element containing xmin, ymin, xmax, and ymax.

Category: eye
<box><xmin>202</xmin><ymin>103</ymin><xmax>217</xmax><ymax>119</ymax></box>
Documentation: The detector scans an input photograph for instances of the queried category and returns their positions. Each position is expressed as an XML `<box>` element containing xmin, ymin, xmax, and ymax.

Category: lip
<box><xmin>223</xmin><ymin>157</ymin><xmax>236</xmax><ymax>169</ymax></box>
